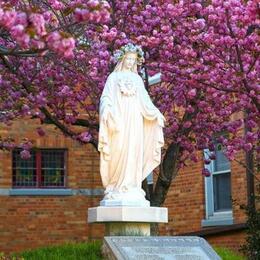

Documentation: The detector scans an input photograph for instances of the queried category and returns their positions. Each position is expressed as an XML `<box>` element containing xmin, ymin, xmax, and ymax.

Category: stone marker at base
<box><xmin>102</xmin><ymin>236</ymin><xmax>221</xmax><ymax>260</ymax></box>
<box><xmin>88</xmin><ymin>206</ymin><xmax>168</xmax><ymax>236</ymax></box>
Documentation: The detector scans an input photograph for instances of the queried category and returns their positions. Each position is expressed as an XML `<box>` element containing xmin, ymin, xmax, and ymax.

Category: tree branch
<box><xmin>0</xmin><ymin>45</ymin><xmax>48</xmax><ymax>57</ymax></box>
<box><xmin>73</xmin><ymin>119</ymin><xmax>99</xmax><ymax>130</ymax></box>
<box><xmin>226</xmin><ymin>9</ymin><xmax>260</xmax><ymax>113</ymax></box>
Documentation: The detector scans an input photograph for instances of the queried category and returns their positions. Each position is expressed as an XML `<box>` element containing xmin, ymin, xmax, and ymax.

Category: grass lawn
<box><xmin>1</xmin><ymin>241</ymin><xmax>246</xmax><ymax>260</ymax></box>
<box><xmin>214</xmin><ymin>247</ymin><xmax>246</xmax><ymax>260</ymax></box>
<box><xmin>12</xmin><ymin>241</ymin><xmax>103</xmax><ymax>260</ymax></box>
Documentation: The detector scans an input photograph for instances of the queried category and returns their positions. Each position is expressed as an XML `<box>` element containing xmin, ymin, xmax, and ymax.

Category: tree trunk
<box><xmin>142</xmin><ymin>178</ymin><xmax>150</xmax><ymax>201</ymax></box>
<box><xmin>151</xmin><ymin>143</ymin><xmax>180</xmax><ymax>207</ymax></box>
<box><xmin>246</xmin><ymin>149</ymin><xmax>255</xmax><ymax>210</ymax></box>
<box><xmin>245</xmin><ymin>111</ymin><xmax>255</xmax><ymax>210</ymax></box>
<box><xmin>146</xmin><ymin>143</ymin><xmax>180</xmax><ymax>235</ymax></box>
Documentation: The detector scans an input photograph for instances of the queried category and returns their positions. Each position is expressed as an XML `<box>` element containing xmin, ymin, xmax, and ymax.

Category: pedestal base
<box><xmin>88</xmin><ymin>206</ymin><xmax>168</xmax><ymax>223</ymax></box>
<box><xmin>88</xmin><ymin>206</ymin><xmax>168</xmax><ymax>236</ymax></box>
<box><xmin>105</xmin><ymin>222</ymin><xmax>150</xmax><ymax>236</ymax></box>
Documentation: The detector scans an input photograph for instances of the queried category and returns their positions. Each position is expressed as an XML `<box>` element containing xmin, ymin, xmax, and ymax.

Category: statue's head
<box><xmin>113</xmin><ymin>43</ymin><xmax>144</xmax><ymax>73</ymax></box>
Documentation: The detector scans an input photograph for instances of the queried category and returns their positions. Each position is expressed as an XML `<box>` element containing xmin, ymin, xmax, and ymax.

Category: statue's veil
<box><xmin>113</xmin><ymin>52</ymin><xmax>138</xmax><ymax>73</ymax></box>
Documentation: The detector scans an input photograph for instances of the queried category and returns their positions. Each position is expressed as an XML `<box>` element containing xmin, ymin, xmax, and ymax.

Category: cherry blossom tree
<box><xmin>0</xmin><ymin>0</ymin><xmax>259</xmax><ymax>207</ymax></box>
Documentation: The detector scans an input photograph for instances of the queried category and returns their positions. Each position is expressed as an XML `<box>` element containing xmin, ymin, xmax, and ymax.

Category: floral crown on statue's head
<box><xmin>113</xmin><ymin>43</ymin><xmax>145</xmax><ymax>65</ymax></box>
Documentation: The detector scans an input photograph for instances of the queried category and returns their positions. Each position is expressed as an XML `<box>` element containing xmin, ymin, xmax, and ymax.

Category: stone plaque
<box><xmin>103</xmin><ymin>236</ymin><xmax>221</xmax><ymax>260</ymax></box>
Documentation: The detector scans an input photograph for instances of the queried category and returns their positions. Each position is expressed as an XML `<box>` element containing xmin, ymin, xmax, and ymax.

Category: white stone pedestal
<box><xmin>88</xmin><ymin>206</ymin><xmax>168</xmax><ymax>236</ymax></box>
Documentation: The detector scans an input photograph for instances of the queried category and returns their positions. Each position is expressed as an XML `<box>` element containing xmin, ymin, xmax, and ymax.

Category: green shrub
<box><xmin>240</xmin><ymin>197</ymin><xmax>260</xmax><ymax>260</ymax></box>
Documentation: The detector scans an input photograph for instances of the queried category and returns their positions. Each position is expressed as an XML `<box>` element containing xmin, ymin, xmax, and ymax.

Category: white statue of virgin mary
<box><xmin>98</xmin><ymin>43</ymin><xmax>165</xmax><ymax>207</ymax></box>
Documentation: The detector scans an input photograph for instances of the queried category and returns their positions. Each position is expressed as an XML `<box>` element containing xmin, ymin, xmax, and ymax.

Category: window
<box><xmin>12</xmin><ymin>149</ymin><xmax>67</xmax><ymax>188</ymax></box>
<box><xmin>213</xmin><ymin>173</ymin><xmax>232</xmax><ymax>211</ymax></box>
<box><xmin>202</xmin><ymin>144</ymin><xmax>233</xmax><ymax>227</ymax></box>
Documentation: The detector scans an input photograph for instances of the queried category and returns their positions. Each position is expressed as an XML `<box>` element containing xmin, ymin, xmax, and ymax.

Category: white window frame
<box><xmin>202</xmin><ymin>149</ymin><xmax>233</xmax><ymax>227</ymax></box>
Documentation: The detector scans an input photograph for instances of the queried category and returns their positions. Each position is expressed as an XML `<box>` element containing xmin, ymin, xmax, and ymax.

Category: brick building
<box><xmin>0</xmin><ymin>117</ymin><xmax>250</xmax><ymax>254</ymax></box>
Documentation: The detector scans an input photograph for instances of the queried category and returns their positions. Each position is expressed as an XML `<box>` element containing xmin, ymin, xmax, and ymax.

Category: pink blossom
<box><xmin>20</xmin><ymin>150</ymin><xmax>31</xmax><ymax>160</ymax></box>
<box><xmin>21</xmin><ymin>104</ymin><xmax>30</xmax><ymax>114</ymax></box>
<box><xmin>43</xmin><ymin>11</ymin><xmax>52</xmax><ymax>22</ymax></box>
<box><xmin>20</xmin><ymin>141</ymin><xmax>32</xmax><ymax>151</ymax></box>
<box><xmin>36</xmin><ymin>127</ymin><xmax>46</xmax><ymax>137</ymax></box>
<box><xmin>78</xmin><ymin>132</ymin><xmax>92</xmax><ymax>143</ymax></box>
<box><xmin>204</xmin><ymin>159</ymin><xmax>211</xmax><ymax>165</ymax></box>
<box><xmin>186</xmin><ymin>105</ymin><xmax>195</xmax><ymax>113</ymax></box>
<box><xmin>30</xmin><ymin>13</ymin><xmax>46</xmax><ymax>36</ymax></box>
<box><xmin>166</xmin><ymin>4</ymin><xmax>174</xmax><ymax>12</ymax></box>
<box><xmin>183</xmin><ymin>121</ymin><xmax>192</xmax><ymax>129</ymax></box>
<box><xmin>46</xmin><ymin>32</ymin><xmax>75</xmax><ymax>58</ymax></box>
<box><xmin>209</xmin><ymin>153</ymin><xmax>216</xmax><ymax>160</ymax></box>
<box><xmin>1</xmin><ymin>10</ymin><xmax>17</xmax><ymax>28</ymax></box>
<box><xmin>194</xmin><ymin>19</ymin><xmax>206</xmax><ymax>30</ymax></box>
<box><xmin>10</xmin><ymin>25</ymin><xmax>30</xmax><ymax>47</ymax></box>
<box><xmin>243</xmin><ymin>143</ymin><xmax>253</xmax><ymax>152</ymax></box>
<box><xmin>88</xmin><ymin>0</ymin><xmax>100</xmax><ymax>9</ymax></box>
<box><xmin>187</xmin><ymin>89</ymin><xmax>197</xmax><ymax>99</ymax></box>
<box><xmin>15</xmin><ymin>12</ymin><xmax>28</xmax><ymax>26</ymax></box>
<box><xmin>74</xmin><ymin>8</ymin><xmax>90</xmax><ymax>22</ymax></box>
<box><xmin>48</xmin><ymin>0</ymin><xmax>65</xmax><ymax>10</ymax></box>
<box><xmin>202</xmin><ymin>168</ymin><xmax>211</xmax><ymax>177</ymax></box>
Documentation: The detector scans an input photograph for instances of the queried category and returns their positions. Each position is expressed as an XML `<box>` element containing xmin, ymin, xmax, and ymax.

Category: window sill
<box><xmin>0</xmin><ymin>188</ymin><xmax>104</xmax><ymax>196</ymax></box>
<box><xmin>9</xmin><ymin>188</ymin><xmax>73</xmax><ymax>196</ymax></box>
<box><xmin>202</xmin><ymin>211</ymin><xmax>233</xmax><ymax>227</ymax></box>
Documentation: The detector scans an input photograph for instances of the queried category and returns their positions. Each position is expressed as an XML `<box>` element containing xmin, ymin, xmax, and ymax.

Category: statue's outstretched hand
<box><xmin>102</xmin><ymin>108</ymin><xmax>118</xmax><ymax>132</ymax></box>
<box><xmin>102</xmin><ymin>108</ymin><xmax>110</xmax><ymax>125</ymax></box>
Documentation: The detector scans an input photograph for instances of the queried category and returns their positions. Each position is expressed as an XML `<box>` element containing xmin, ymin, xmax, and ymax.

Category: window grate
<box><xmin>12</xmin><ymin>149</ymin><xmax>67</xmax><ymax>188</ymax></box>
<box><xmin>41</xmin><ymin>150</ymin><xmax>66</xmax><ymax>187</ymax></box>
<box><xmin>12</xmin><ymin>150</ymin><xmax>37</xmax><ymax>187</ymax></box>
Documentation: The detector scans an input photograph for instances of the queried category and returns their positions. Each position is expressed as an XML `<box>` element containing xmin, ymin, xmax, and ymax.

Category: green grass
<box><xmin>214</xmin><ymin>247</ymin><xmax>246</xmax><ymax>260</ymax></box>
<box><xmin>2</xmin><ymin>242</ymin><xmax>245</xmax><ymax>260</ymax></box>
<box><xmin>12</xmin><ymin>241</ymin><xmax>103</xmax><ymax>260</ymax></box>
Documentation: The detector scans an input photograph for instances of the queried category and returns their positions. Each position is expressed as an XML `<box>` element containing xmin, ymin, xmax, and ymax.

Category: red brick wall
<box><xmin>205</xmin><ymin>230</ymin><xmax>246</xmax><ymax>253</ymax></box>
<box><xmin>230</xmin><ymin>151</ymin><xmax>248</xmax><ymax>223</ymax></box>
<box><xmin>0</xmin><ymin>119</ymin><xmax>105</xmax><ymax>253</ymax></box>
<box><xmin>0</xmin><ymin>196</ymin><xmax>102</xmax><ymax>253</ymax></box>
<box><xmin>162</xmin><ymin>152</ymin><xmax>205</xmax><ymax>235</ymax></box>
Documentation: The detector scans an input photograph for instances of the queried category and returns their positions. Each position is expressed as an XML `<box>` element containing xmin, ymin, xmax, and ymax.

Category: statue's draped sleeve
<box><xmin>137</xmin><ymin>76</ymin><xmax>165</xmax><ymax>180</ymax></box>
<box><xmin>99</xmin><ymin>73</ymin><xmax>121</xmax><ymax>187</ymax></box>
<box><xmin>98</xmin><ymin>73</ymin><xmax>115</xmax><ymax>176</ymax></box>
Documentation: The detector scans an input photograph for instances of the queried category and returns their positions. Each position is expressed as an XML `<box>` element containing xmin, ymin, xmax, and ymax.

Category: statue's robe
<box><xmin>98</xmin><ymin>70</ymin><xmax>164</xmax><ymax>198</ymax></box>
